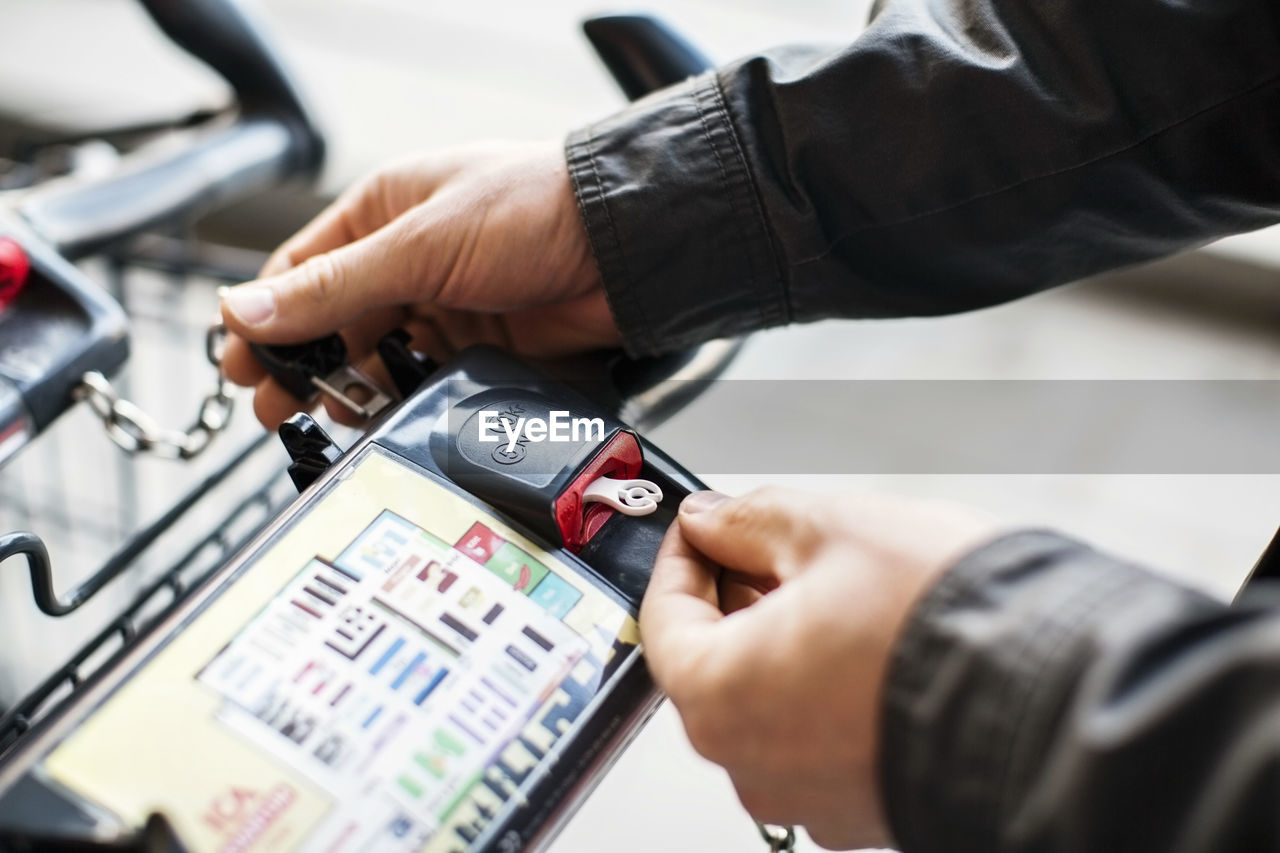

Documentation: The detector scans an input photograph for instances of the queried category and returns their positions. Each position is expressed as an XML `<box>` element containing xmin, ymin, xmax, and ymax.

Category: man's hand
<box><xmin>640</xmin><ymin>487</ymin><xmax>1001</xmax><ymax>850</ymax></box>
<box><xmin>219</xmin><ymin>142</ymin><xmax>616</xmax><ymax>428</ymax></box>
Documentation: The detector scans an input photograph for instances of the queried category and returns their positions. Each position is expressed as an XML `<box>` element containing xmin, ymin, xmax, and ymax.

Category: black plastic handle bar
<box><xmin>582</xmin><ymin>15</ymin><xmax>714</xmax><ymax>99</ymax></box>
<box><xmin>17</xmin><ymin>0</ymin><xmax>324</xmax><ymax>260</ymax></box>
<box><xmin>1243</xmin><ymin>527</ymin><xmax>1280</xmax><ymax>591</ymax></box>
<box><xmin>139</xmin><ymin>0</ymin><xmax>322</xmax><ymax>129</ymax></box>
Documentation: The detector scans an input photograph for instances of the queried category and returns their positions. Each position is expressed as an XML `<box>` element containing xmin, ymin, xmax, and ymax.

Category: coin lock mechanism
<box><xmin>432</xmin><ymin>387</ymin><xmax>662</xmax><ymax>552</ymax></box>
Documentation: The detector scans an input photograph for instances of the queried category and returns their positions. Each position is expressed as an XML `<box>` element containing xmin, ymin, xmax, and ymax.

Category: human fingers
<box><xmin>676</xmin><ymin>487</ymin><xmax>828</xmax><ymax>583</ymax></box>
<box><xmin>638</xmin><ymin>517</ymin><xmax>726</xmax><ymax>698</ymax></box>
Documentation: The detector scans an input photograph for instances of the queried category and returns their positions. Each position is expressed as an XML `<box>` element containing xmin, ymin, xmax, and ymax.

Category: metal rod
<box><xmin>0</xmin><ymin>461</ymin><xmax>284</xmax><ymax>757</ymax></box>
<box><xmin>0</xmin><ymin>434</ymin><xmax>269</xmax><ymax>616</ymax></box>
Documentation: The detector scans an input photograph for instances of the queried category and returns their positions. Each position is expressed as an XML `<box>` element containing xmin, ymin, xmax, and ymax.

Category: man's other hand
<box><xmin>219</xmin><ymin>142</ymin><xmax>615</xmax><ymax>428</ymax></box>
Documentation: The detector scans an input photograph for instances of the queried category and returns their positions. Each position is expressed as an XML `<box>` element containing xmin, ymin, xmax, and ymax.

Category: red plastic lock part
<box><xmin>553</xmin><ymin>430</ymin><xmax>644</xmax><ymax>552</ymax></box>
<box><xmin>0</xmin><ymin>238</ymin><xmax>30</xmax><ymax>309</ymax></box>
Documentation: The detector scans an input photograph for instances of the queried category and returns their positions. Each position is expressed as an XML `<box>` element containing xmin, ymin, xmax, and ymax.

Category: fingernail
<box><xmin>680</xmin><ymin>490</ymin><xmax>728</xmax><ymax>515</ymax></box>
<box><xmin>223</xmin><ymin>286</ymin><xmax>276</xmax><ymax>326</ymax></box>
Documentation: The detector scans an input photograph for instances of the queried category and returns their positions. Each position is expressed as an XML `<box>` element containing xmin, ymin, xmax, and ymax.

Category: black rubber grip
<box><xmin>250</xmin><ymin>335</ymin><xmax>348</xmax><ymax>401</ymax></box>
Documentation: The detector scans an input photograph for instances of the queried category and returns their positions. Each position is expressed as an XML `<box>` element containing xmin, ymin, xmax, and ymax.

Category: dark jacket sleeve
<box><xmin>880</xmin><ymin>530</ymin><xmax>1280</xmax><ymax>853</ymax></box>
<box><xmin>567</xmin><ymin>0</ymin><xmax>1280</xmax><ymax>357</ymax></box>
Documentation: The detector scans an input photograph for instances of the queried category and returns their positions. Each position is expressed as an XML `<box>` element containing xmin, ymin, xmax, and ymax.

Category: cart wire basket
<box><xmin>0</xmin><ymin>230</ymin><xmax>307</xmax><ymax>759</ymax></box>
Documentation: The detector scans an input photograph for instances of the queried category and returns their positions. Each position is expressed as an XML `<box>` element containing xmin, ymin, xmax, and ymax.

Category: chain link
<box><xmin>74</xmin><ymin>318</ymin><xmax>236</xmax><ymax>460</ymax></box>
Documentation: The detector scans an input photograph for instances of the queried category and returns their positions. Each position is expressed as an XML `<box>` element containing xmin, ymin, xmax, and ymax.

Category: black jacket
<box><xmin>565</xmin><ymin>0</ymin><xmax>1280</xmax><ymax>850</ymax></box>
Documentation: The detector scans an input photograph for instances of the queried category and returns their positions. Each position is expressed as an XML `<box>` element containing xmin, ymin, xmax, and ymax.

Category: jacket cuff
<box><xmin>878</xmin><ymin>530</ymin><xmax>1166</xmax><ymax>852</ymax></box>
<box><xmin>565</xmin><ymin>72</ymin><xmax>788</xmax><ymax>358</ymax></box>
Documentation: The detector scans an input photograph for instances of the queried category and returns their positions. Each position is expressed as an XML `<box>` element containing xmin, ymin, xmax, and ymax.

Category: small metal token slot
<box><xmin>250</xmin><ymin>335</ymin><xmax>396</xmax><ymax>421</ymax></box>
<box><xmin>311</xmin><ymin>365</ymin><xmax>393</xmax><ymax>420</ymax></box>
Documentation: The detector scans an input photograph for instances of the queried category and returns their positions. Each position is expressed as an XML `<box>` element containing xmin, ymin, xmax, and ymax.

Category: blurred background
<box><xmin>1</xmin><ymin>1</ymin><xmax>1279</xmax><ymax>851</ymax></box>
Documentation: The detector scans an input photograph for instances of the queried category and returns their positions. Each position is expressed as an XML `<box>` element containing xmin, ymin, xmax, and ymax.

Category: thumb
<box><xmin>677</xmin><ymin>487</ymin><xmax>826</xmax><ymax>582</ymax></box>
<box><xmin>639</xmin><ymin>517</ymin><xmax>725</xmax><ymax>697</ymax></box>
<box><xmin>220</xmin><ymin>221</ymin><xmax>419</xmax><ymax>344</ymax></box>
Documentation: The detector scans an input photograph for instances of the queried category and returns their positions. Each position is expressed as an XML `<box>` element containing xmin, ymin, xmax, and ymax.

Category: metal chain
<box><xmin>758</xmin><ymin>823</ymin><xmax>797</xmax><ymax>853</ymax></box>
<box><xmin>74</xmin><ymin>317</ymin><xmax>236</xmax><ymax>460</ymax></box>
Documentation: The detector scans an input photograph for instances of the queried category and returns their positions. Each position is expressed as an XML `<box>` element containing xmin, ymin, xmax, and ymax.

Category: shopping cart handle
<box><xmin>139</xmin><ymin>0</ymin><xmax>322</xmax><ymax>142</ymax></box>
<box><xmin>16</xmin><ymin>0</ymin><xmax>324</xmax><ymax>260</ymax></box>
<box><xmin>583</xmin><ymin>15</ymin><xmax>714</xmax><ymax>99</ymax></box>
<box><xmin>19</xmin><ymin>120</ymin><xmax>299</xmax><ymax>260</ymax></box>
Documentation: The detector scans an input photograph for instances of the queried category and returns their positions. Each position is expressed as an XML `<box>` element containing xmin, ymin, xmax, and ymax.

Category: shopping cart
<box><xmin>0</xmin><ymin>0</ymin><xmax>736</xmax><ymax>779</ymax></box>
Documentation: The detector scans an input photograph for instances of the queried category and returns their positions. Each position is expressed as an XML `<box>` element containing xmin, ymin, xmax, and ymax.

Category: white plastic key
<box><xmin>582</xmin><ymin>475</ymin><xmax>663</xmax><ymax>516</ymax></box>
